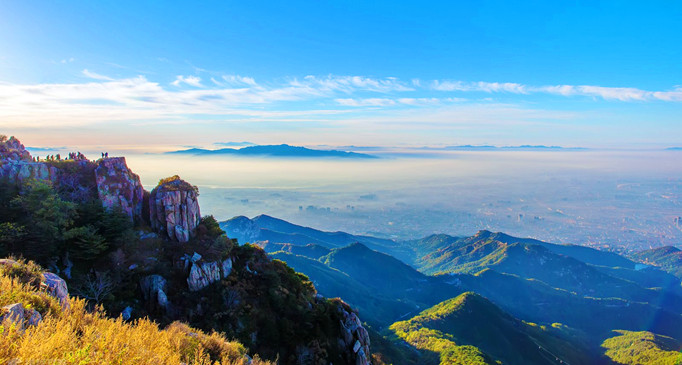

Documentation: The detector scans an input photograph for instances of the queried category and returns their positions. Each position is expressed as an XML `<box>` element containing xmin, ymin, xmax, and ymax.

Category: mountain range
<box><xmin>221</xmin><ymin>214</ymin><xmax>682</xmax><ymax>364</ymax></box>
<box><xmin>168</xmin><ymin>144</ymin><xmax>378</xmax><ymax>158</ymax></box>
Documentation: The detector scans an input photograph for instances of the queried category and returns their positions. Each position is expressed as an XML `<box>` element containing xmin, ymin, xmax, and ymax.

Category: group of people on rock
<box><xmin>29</xmin><ymin>151</ymin><xmax>109</xmax><ymax>163</ymax></box>
<box><xmin>70</xmin><ymin>152</ymin><xmax>88</xmax><ymax>160</ymax></box>
<box><xmin>33</xmin><ymin>151</ymin><xmax>89</xmax><ymax>162</ymax></box>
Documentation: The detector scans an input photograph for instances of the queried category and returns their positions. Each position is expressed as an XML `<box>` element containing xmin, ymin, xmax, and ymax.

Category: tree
<box><xmin>64</xmin><ymin>225</ymin><xmax>108</xmax><ymax>260</ymax></box>
<box><xmin>11</xmin><ymin>180</ymin><xmax>76</xmax><ymax>261</ymax></box>
<box><xmin>74</xmin><ymin>271</ymin><xmax>114</xmax><ymax>304</ymax></box>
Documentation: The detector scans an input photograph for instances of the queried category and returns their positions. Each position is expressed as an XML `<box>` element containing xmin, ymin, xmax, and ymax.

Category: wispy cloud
<box><xmin>221</xmin><ymin>75</ymin><xmax>257</xmax><ymax>86</ymax></box>
<box><xmin>336</xmin><ymin>97</ymin><xmax>466</xmax><ymax>107</ymax></box>
<box><xmin>432</xmin><ymin>81</ymin><xmax>528</xmax><ymax>94</ymax></box>
<box><xmin>430</xmin><ymin>79</ymin><xmax>682</xmax><ymax>102</ymax></box>
<box><xmin>171</xmin><ymin>75</ymin><xmax>203</xmax><ymax>87</ymax></box>
<box><xmin>1</xmin><ymin>72</ymin><xmax>681</xmax><ymax>133</ymax></box>
<box><xmin>82</xmin><ymin>69</ymin><xmax>114</xmax><ymax>81</ymax></box>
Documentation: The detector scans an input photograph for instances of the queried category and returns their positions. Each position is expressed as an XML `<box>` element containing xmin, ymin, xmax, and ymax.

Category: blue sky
<box><xmin>0</xmin><ymin>1</ymin><xmax>680</xmax><ymax>149</ymax></box>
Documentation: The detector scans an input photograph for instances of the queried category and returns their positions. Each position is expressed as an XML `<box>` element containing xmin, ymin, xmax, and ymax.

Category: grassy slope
<box><xmin>0</xmin><ymin>259</ymin><xmax>267</xmax><ymax>365</ymax></box>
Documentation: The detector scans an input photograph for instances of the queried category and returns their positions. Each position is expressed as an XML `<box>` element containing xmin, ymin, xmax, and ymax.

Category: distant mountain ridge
<box><xmin>168</xmin><ymin>144</ymin><xmax>377</xmax><ymax>158</ymax></box>
<box><xmin>221</xmin><ymin>214</ymin><xmax>413</xmax><ymax>262</ymax></box>
<box><xmin>221</xmin><ymin>214</ymin><xmax>682</xmax><ymax>364</ymax></box>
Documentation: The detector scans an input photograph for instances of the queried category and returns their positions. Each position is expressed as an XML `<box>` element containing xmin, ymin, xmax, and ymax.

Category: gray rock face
<box><xmin>149</xmin><ymin>176</ymin><xmax>201</xmax><ymax>242</ymax></box>
<box><xmin>1</xmin><ymin>303</ymin><xmax>26</xmax><ymax>330</ymax></box>
<box><xmin>187</xmin><ymin>257</ymin><xmax>233</xmax><ymax>291</ymax></box>
<box><xmin>140</xmin><ymin>275</ymin><xmax>169</xmax><ymax>311</ymax></box>
<box><xmin>0</xmin><ymin>136</ymin><xmax>57</xmax><ymax>183</ymax></box>
<box><xmin>95</xmin><ymin>157</ymin><xmax>145</xmax><ymax>223</ymax></box>
<box><xmin>338</xmin><ymin>308</ymin><xmax>371</xmax><ymax>365</ymax></box>
<box><xmin>0</xmin><ymin>162</ymin><xmax>58</xmax><ymax>183</ymax></box>
<box><xmin>0</xmin><ymin>302</ymin><xmax>44</xmax><ymax>330</ymax></box>
<box><xmin>41</xmin><ymin>272</ymin><xmax>70</xmax><ymax>310</ymax></box>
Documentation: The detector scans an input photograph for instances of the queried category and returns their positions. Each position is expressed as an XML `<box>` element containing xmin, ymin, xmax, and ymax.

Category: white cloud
<box><xmin>432</xmin><ymin>79</ymin><xmax>682</xmax><ymax>102</ymax></box>
<box><xmin>221</xmin><ymin>75</ymin><xmax>257</xmax><ymax>86</ymax></box>
<box><xmin>337</xmin><ymin>97</ymin><xmax>466</xmax><ymax>107</ymax></box>
<box><xmin>171</xmin><ymin>75</ymin><xmax>203</xmax><ymax>87</ymax></box>
<box><xmin>294</xmin><ymin>75</ymin><xmax>413</xmax><ymax>93</ymax></box>
<box><xmin>1</xmin><ymin>72</ymin><xmax>680</xmax><ymax>132</ymax></box>
<box><xmin>82</xmin><ymin>69</ymin><xmax>114</xmax><ymax>81</ymax></box>
<box><xmin>432</xmin><ymin>80</ymin><xmax>527</xmax><ymax>94</ymax></box>
<box><xmin>336</xmin><ymin>98</ymin><xmax>397</xmax><ymax>107</ymax></box>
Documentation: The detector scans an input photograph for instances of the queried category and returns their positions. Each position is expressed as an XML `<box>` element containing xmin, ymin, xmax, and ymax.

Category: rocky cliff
<box><xmin>95</xmin><ymin>157</ymin><xmax>146</xmax><ymax>223</ymax></box>
<box><xmin>0</xmin><ymin>136</ymin><xmax>57</xmax><ymax>183</ymax></box>
<box><xmin>0</xmin><ymin>136</ymin><xmax>148</xmax><ymax>223</ymax></box>
<box><xmin>149</xmin><ymin>176</ymin><xmax>201</xmax><ymax>242</ymax></box>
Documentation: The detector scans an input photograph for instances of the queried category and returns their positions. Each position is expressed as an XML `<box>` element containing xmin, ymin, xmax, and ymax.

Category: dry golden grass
<box><xmin>0</xmin><ymin>262</ymin><xmax>271</xmax><ymax>365</ymax></box>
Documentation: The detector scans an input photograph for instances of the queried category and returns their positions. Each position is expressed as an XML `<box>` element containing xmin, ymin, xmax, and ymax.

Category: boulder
<box><xmin>0</xmin><ymin>303</ymin><xmax>43</xmax><ymax>330</ymax></box>
<box><xmin>1</xmin><ymin>303</ymin><xmax>25</xmax><ymax>330</ymax></box>
<box><xmin>140</xmin><ymin>275</ymin><xmax>169</xmax><ymax>311</ymax></box>
<box><xmin>149</xmin><ymin>176</ymin><xmax>201</xmax><ymax>242</ymax></box>
<box><xmin>95</xmin><ymin>157</ymin><xmax>146</xmax><ymax>223</ymax></box>
<box><xmin>41</xmin><ymin>272</ymin><xmax>70</xmax><ymax>310</ymax></box>
<box><xmin>187</xmin><ymin>258</ymin><xmax>232</xmax><ymax>291</ymax></box>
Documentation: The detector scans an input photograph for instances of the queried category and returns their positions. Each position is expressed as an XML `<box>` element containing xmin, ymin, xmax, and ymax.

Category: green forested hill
<box><xmin>390</xmin><ymin>292</ymin><xmax>591</xmax><ymax>365</ymax></box>
<box><xmin>631</xmin><ymin>246</ymin><xmax>682</xmax><ymax>279</ymax></box>
<box><xmin>601</xmin><ymin>330</ymin><xmax>682</xmax><ymax>365</ymax></box>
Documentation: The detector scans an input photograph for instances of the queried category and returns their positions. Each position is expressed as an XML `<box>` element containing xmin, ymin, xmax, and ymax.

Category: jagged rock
<box><xmin>149</xmin><ymin>176</ymin><xmax>201</xmax><ymax>242</ymax></box>
<box><xmin>95</xmin><ymin>157</ymin><xmax>145</xmax><ymax>223</ymax></box>
<box><xmin>0</xmin><ymin>137</ymin><xmax>58</xmax><ymax>183</ymax></box>
<box><xmin>187</xmin><ymin>258</ymin><xmax>233</xmax><ymax>291</ymax></box>
<box><xmin>1</xmin><ymin>303</ymin><xmax>25</xmax><ymax>330</ymax></box>
<box><xmin>0</xmin><ymin>136</ymin><xmax>32</xmax><ymax>162</ymax></box>
<box><xmin>140</xmin><ymin>275</ymin><xmax>169</xmax><ymax>311</ymax></box>
<box><xmin>337</xmin><ymin>305</ymin><xmax>371</xmax><ymax>365</ymax></box>
<box><xmin>41</xmin><ymin>272</ymin><xmax>70</xmax><ymax>310</ymax></box>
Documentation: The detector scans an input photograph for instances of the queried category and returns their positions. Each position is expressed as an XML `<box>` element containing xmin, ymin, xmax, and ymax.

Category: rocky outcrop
<box><xmin>0</xmin><ymin>136</ymin><xmax>33</xmax><ymax>162</ymax></box>
<box><xmin>338</xmin><ymin>306</ymin><xmax>371</xmax><ymax>365</ymax></box>
<box><xmin>95</xmin><ymin>157</ymin><xmax>146</xmax><ymax>223</ymax></box>
<box><xmin>0</xmin><ymin>137</ymin><xmax>57</xmax><ymax>183</ymax></box>
<box><xmin>41</xmin><ymin>272</ymin><xmax>70</xmax><ymax>310</ymax></box>
<box><xmin>0</xmin><ymin>303</ymin><xmax>43</xmax><ymax>330</ymax></box>
<box><xmin>187</xmin><ymin>257</ymin><xmax>233</xmax><ymax>291</ymax></box>
<box><xmin>150</xmin><ymin>176</ymin><xmax>201</xmax><ymax>242</ymax></box>
<box><xmin>0</xmin><ymin>161</ymin><xmax>58</xmax><ymax>183</ymax></box>
<box><xmin>140</xmin><ymin>274</ymin><xmax>169</xmax><ymax>311</ymax></box>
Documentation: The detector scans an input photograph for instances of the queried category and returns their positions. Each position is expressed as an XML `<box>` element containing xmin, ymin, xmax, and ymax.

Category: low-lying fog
<box><xmin>111</xmin><ymin>149</ymin><xmax>682</xmax><ymax>251</ymax></box>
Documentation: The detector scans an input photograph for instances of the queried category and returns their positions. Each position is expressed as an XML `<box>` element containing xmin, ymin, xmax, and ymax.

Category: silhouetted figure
<box><xmin>105</xmin><ymin>152</ymin><xmax>108</xmax><ymax>158</ymax></box>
